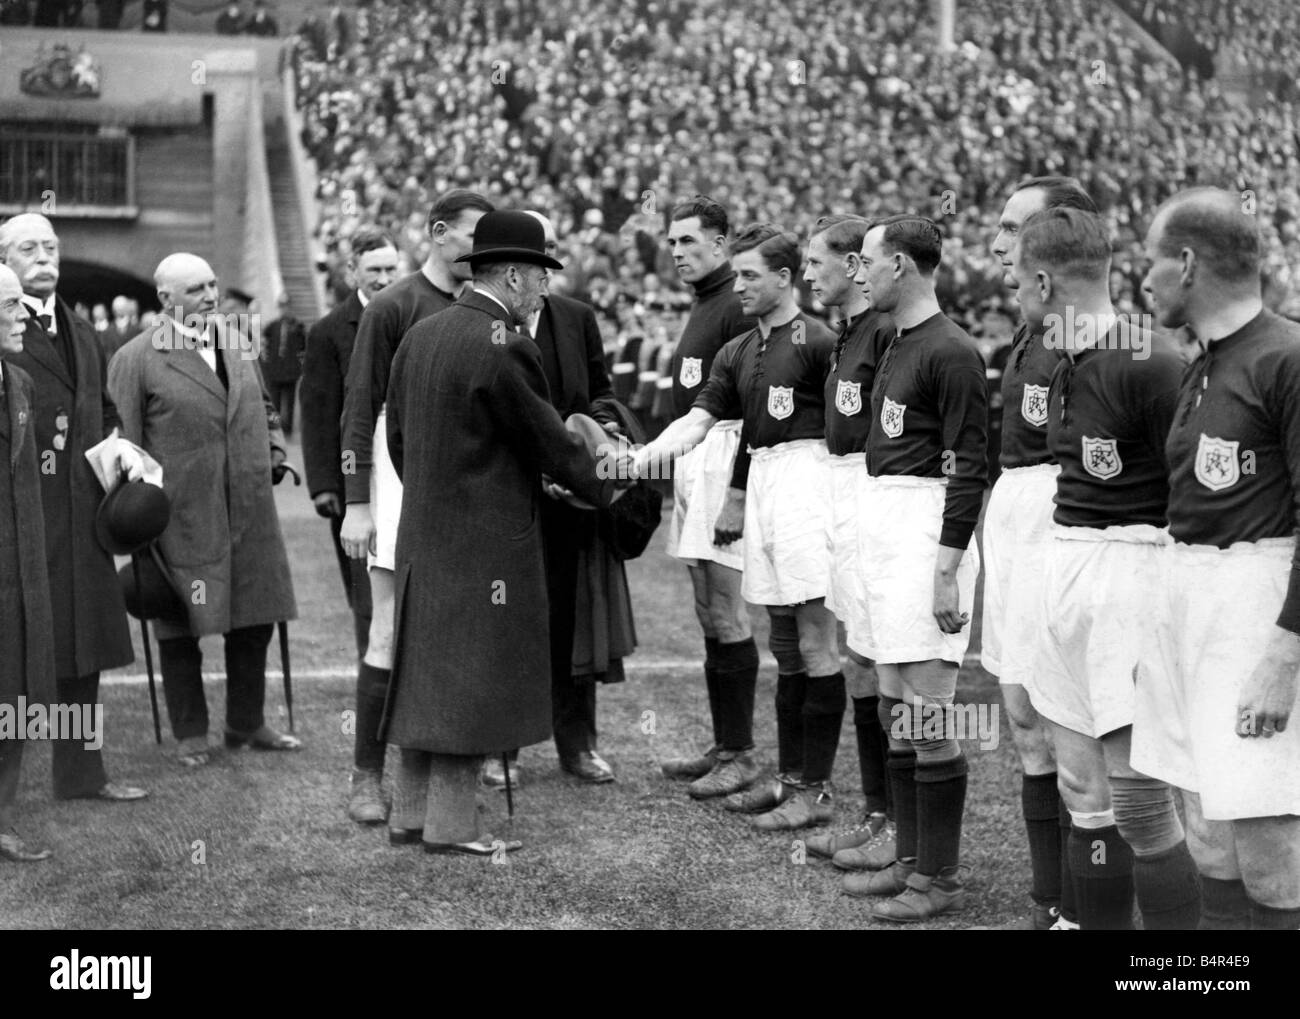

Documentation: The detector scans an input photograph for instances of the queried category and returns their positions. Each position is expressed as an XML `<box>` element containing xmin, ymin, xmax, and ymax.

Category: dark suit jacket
<box><xmin>261</xmin><ymin>314</ymin><xmax>306</xmax><ymax>383</ymax></box>
<box><xmin>301</xmin><ymin>290</ymin><xmax>362</xmax><ymax>499</ymax></box>
<box><xmin>7</xmin><ymin>295</ymin><xmax>132</xmax><ymax>678</ymax></box>
<box><xmin>533</xmin><ymin>293</ymin><xmax>617</xmax><ymax>424</ymax></box>
<box><xmin>0</xmin><ymin>364</ymin><xmax>55</xmax><ymax>706</ymax></box>
<box><xmin>383</xmin><ymin>292</ymin><xmax>616</xmax><ymax>753</ymax></box>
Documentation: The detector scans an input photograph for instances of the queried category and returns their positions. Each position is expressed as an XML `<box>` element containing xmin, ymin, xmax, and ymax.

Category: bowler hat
<box><xmin>118</xmin><ymin>544</ymin><xmax>188</xmax><ymax>623</ymax></box>
<box><xmin>557</xmin><ymin>413</ymin><xmax>632</xmax><ymax>510</ymax></box>
<box><xmin>455</xmin><ymin>211</ymin><xmax>564</xmax><ymax>270</ymax></box>
<box><xmin>95</xmin><ymin>479</ymin><xmax>171</xmax><ymax>556</ymax></box>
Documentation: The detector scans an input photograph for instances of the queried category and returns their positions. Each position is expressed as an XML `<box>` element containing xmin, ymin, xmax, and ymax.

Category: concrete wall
<box><xmin>2</xmin><ymin>28</ymin><xmax>284</xmax><ymax>308</ymax></box>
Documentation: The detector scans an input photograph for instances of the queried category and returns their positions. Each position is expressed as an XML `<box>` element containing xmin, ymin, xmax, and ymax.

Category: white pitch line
<box><xmin>101</xmin><ymin>653</ymin><xmax>983</xmax><ymax>686</ymax></box>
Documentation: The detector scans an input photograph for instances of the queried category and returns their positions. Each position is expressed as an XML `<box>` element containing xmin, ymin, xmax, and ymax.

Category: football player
<box><xmin>1013</xmin><ymin>206</ymin><xmax>1200</xmax><ymax>929</ymax></box>
<box><xmin>791</xmin><ymin>214</ymin><xmax>898</xmax><ymax>864</ymax></box>
<box><xmin>1135</xmin><ymin>187</ymin><xmax>1300</xmax><ymax>929</ymax></box>
<box><xmin>841</xmin><ymin>216</ymin><xmax>988</xmax><ymax>922</ymax></box>
<box><xmin>659</xmin><ymin>195</ymin><xmax>762</xmax><ymax>800</ymax></box>
<box><xmin>638</xmin><ymin>225</ymin><xmax>843</xmax><ymax>830</ymax></box>
<box><xmin>982</xmin><ymin>176</ymin><xmax>1099</xmax><ymax>930</ymax></box>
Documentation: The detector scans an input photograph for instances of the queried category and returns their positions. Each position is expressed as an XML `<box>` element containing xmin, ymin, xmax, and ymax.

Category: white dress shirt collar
<box><xmin>22</xmin><ymin>293</ymin><xmax>57</xmax><ymax>334</ymax></box>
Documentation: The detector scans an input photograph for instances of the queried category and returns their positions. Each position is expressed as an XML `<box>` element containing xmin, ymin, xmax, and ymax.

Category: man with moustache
<box><xmin>108</xmin><ymin>253</ymin><xmax>299</xmax><ymax>766</ymax></box>
<box><xmin>792</xmin><ymin>214</ymin><xmax>898</xmax><ymax>865</ymax></box>
<box><xmin>383</xmin><ymin>211</ymin><xmax>628</xmax><ymax>854</ymax></box>
<box><xmin>0</xmin><ymin>263</ymin><xmax>56</xmax><ymax>863</ymax></box>
<box><xmin>0</xmin><ymin>213</ymin><xmax>146</xmax><ymax>805</ymax></box>
<box><xmin>302</xmin><ymin>226</ymin><xmax>398</xmax><ymax>823</ymax></box>
<box><xmin>637</xmin><ymin>225</ymin><xmax>842</xmax><ymax>831</ymax></box>
<box><xmin>658</xmin><ymin>195</ymin><xmax>760</xmax><ymax>798</ymax></box>
<box><xmin>1011</xmin><ymin>207</ymin><xmax>1200</xmax><ymax>930</ymax></box>
<box><xmin>982</xmin><ymin>176</ymin><xmax>1099</xmax><ymax>931</ymax></box>
<box><xmin>844</xmin><ymin>216</ymin><xmax>987</xmax><ymax>921</ymax></box>
<box><xmin>339</xmin><ymin>190</ymin><xmax>492</xmax><ymax>840</ymax></box>
<box><xmin>1135</xmin><ymin>187</ymin><xmax>1300</xmax><ymax>929</ymax></box>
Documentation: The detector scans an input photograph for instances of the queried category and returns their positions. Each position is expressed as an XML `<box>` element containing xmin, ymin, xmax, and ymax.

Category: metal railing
<box><xmin>0</xmin><ymin>128</ymin><xmax>135</xmax><ymax>214</ymax></box>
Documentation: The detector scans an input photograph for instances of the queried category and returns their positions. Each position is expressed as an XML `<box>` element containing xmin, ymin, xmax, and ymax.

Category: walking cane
<box><xmin>131</xmin><ymin>555</ymin><xmax>163</xmax><ymax>745</ymax></box>
<box><xmin>278</xmin><ymin>620</ymin><xmax>294</xmax><ymax>733</ymax></box>
<box><xmin>502</xmin><ymin>754</ymin><xmax>514</xmax><ymax>819</ymax></box>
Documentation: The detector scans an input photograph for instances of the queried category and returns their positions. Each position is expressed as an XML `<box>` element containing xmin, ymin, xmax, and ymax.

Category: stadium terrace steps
<box><xmin>265</xmin><ymin>132</ymin><xmax>322</xmax><ymax>322</ymax></box>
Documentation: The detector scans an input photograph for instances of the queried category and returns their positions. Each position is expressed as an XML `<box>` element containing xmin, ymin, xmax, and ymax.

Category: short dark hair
<box><xmin>1155</xmin><ymin>188</ymin><xmax>1261</xmax><ymax>283</ymax></box>
<box><xmin>811</xmin><ymin>214</ymin><xmax>870</xmax><ymax>256</ymax></box>
<box><xmin>669</xmin><ymin>194</ymin><xmax>730</xmax><ymax>238</ymax></box>
<box><xmin>350</xmin><ymin>226</ymin><xmax>396</xmax><ymax>259</ymax></box>
<box><xmin>427</xmin><ymin>189</ymin><xmax>494</xmax><ymax>232</ymax></box>
<box><xmin>1012</xmin><ymin>175</ymin><xmax>1098</xmax><ymax>214</ymax></box>
<box><xmin>871</xmin><ymin>214</ymin><xmax>943</xmax><ymax>275</ymax></box>
<box><xmin>731</xmin><ymin>223</ymin><xmax>801</xmax><ymax>278</ymax></box>
<box><xmin>1018</xmin><ymin>207</ymin><xmax>1111</xmax><ymax>282</ymax></box>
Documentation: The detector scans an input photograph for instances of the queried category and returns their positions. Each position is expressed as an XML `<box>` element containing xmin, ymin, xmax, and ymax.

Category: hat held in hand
<box><xmin>95</xmin><ymin>478</ymin><xmax>171</xmax><ymax>556</ymax></box>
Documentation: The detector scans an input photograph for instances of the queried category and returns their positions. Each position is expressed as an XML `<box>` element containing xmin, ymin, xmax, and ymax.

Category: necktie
<box><xmin>37</xmin><ymin>313</ymin><xmax>53</xmax><ymax>333</ymax></box>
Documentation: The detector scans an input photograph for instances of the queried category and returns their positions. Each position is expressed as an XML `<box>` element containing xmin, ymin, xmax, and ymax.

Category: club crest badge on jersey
<box><xmin>1194</xmin><ymin>433</ymin><xmax>1240</xmax><ymax>492</ymax></box>
<box><xmin>1081</xmin><ymin>435</ymin><xmax>1122</xmax><ymax>480</ymax></box>
<box><xmin>835</xmin><ymin>380</ymin><xmax>862</xmax><ymax>417</ymax></box>
<box><xmin>1021</xmin><ymin>384</ymin><xmax>1049</xmax><ymax>427</ymax></box>
<box><xmin>881</xmin><ymin>397</ymin><xmax>906</xmax><ymax>438</ymax></box>
<box><xmin>679</xmin><ymin>357</ymin><xmax>702</xmax><ymax>388</ymax></box>
<box><xmin>768</xmin><ymin>385</ymin><xmax>794</xmax><ymax>421</ymax></box>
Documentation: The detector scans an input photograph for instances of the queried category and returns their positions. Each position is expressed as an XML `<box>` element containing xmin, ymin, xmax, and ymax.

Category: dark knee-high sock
<box><xmin>800</xmin><ymin>672</ymin><xmax>845</xmax><ymax>785</ymax></box>
<box><xmin>1249</xmin><ymin>899</ymin><xmax>1300</xmax><ymax>930</ymax></box>
<box><xmin>703</xmin><ymin>637</ymin><xmax>722</xmax><ymax>747</ymax></box>
<box><xmin>914</xmin><ymin>755</ymin><xmax>968</xmax><ymax>877</ymax></box>
<box><xmin>1059</xmin><ymin>797</ymin><xmax>1078</xmax><ymax>923</ymax></box>
<box><xmin>714</xmin><ymin>638</ymin><xmax>758</xmax><ymax>753</ymax></box>
<box><xmin>886</xmin><ymin>748</ymin><xmax>918</xmax><ymax>862</ymax></box>
<box><xmin>1199</xmin><ymin>876</ymin><xmax>1250</xmax><ymax>930</ymax></box>
<box><xmin>774</xmin><ymin>671</ymin><xmax>807</xmax><ymax>776</ymax></box>
<box><xmin>853</xmin><ymin>695</ymin><xmax>889</xmax><ymax>816</ymax></box>
<box><xmin>1133</xmin><ymin>842</ymin><xmax>1202</xmax><ymax>930</ymax></box>
<box><xmin>1068</xmin><ymin>824</ymin><xmax>1135</xmax><ymax>930</ymax></box>
<box><xmin>1022</xmin><ymin>772</ymin><xmax>1062</xmax><ymax>907</ymax></box>
<box><xmin>354</xmin><ymin>663</ymin><xmax>390</xmax><ymax>774</ymax></box>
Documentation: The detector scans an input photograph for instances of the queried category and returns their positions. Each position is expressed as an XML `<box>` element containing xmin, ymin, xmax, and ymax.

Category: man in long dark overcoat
<box><xmin>108</xmin><ymin>253</ymin><xmax>299</xmax><ymax>766</ymax></box>
<box><xmin>0</xmin><ymin>213</ymin><xmax>146</xmax><ymax>804</ymax></box>
<box><xmin>384</xmin><ymin>211</ymin><xmax>626</xmax><ymax>855</ymax></box>
<box><xmin>0</xmin><ymin>263</ymin><xmax>57</xmax><ymax>862</ymax></box>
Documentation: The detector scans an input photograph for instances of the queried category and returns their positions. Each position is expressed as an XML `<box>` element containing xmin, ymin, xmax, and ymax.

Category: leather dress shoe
<box><xmin>481</xmin><ymin>757</ymin><xmax>521</xmax><ymax>790</ymax></box>
<box><xmin>347</xmin><ymin>770</ymin><xmax>388</xmax><ymax>825</ymax></box>
<box><xmin>423</xmin><ymin>834</ymin><xmax>522</xmax><ymax>857</ymax></box>
<box><xmin>560</xmin><ymin>751</ymin><xmax>615</xmax><ymax>784</ymax></box>
<box><xmin>0</xmin><ymin>831</ymin><xmax>52</xmax><ymax>863</ymax></box>
<box><xmin>661</xmin><ymin>746</ymin><xmax>718</xmax><ymax>781</ymax></box>
<box><xmin>224</xmin><ymin>725</ymin><xmax>302</xmax><ymax>751</ymax></box>
<box><xmin>175</xmin><ymin>736</ymin><xmax>211</xmax><ymax>768</ymax></box>
<box><xmin>91</xmin><ymin>782</ymin><xmax>149</xmax><ymax>802</ymax></box>
<box><xmin>388</xmin><ymin>827</ymin><xmax>424</xmax><ymax>846</ymax></box>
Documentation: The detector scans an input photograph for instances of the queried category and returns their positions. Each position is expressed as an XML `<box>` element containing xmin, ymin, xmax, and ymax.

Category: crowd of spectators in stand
<box><xmin>0</xmin><ymin>0</ymin><xmax>279</xmax><ymax>33</ymax></box>
<box><xmin>1118</xmin><ymin>0</ymin><xmax>1299</xmax><ymax>101</ymax></box>
<box><xmin>287</xmin><ymin>0</ymin><xmax>1300</xmax><ymax>369</ymax></box>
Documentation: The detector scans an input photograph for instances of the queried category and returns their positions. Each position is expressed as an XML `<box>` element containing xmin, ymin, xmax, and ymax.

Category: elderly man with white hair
<box><xmin>0</xmin><ymin>213</ymin><xmax>147</xmax><ymax>806</ymax></box>
<box><xmin>107</xmin><ymin>252</ymin><xmax>299</xmax><ymax>766</ymax></box>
